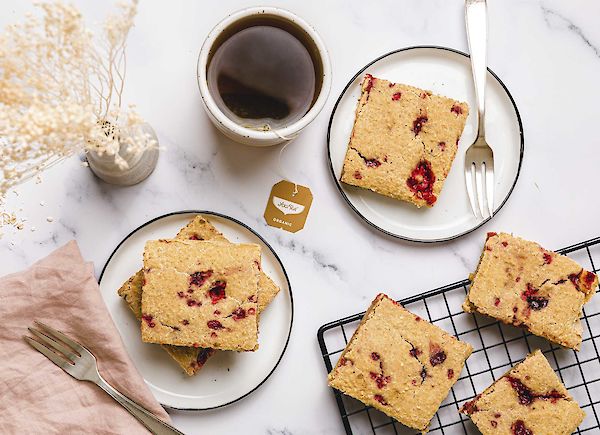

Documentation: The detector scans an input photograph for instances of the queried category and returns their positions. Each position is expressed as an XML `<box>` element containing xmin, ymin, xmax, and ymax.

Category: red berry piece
<box><xmin>207</xmin><ymin>320</ymin><xmax>224</xmax><ymax>330</ymax></box>
<box><xmin>462</xmin><ymin>398</ymin><xmax>479</xmax><ymax>415</ymax></box>
<box><xmin>392</xmin><ymin>92</ymin><xmax>401</xmax><ymax>101</ymax></box>
<box><xmin>490</xmin><ymin>420</ymin><xmax>498</xmax><ymax>428</ymax></box>
<box><xmin>506</xmin><ymin>376</ymin><xmax>564</xmax><ymax>405</ymax></box>
<box><xmin>248</xmin><ymin>295</ymin><xmax>257</xmax><ymax>302</ymax></box>
<box><xmin>429</xmin><ymin>344</ymin><xmax>447</xmax><ymax>366</ymax></box>
<box><xmin>569</xmin><ymin>270</ymin><xmax>585</xmax><ymax>290</ymax></box>
<box><xmin>364</xmin><ymin>74</ymin><xmax>375</xmax><ymax>94</ymax></box>
<box><xmin>208</xmin><ymin>280</ymin><xmax>227</xmax><ymax>304</ymax></box>
<box><xmin>502</xmin><ymin>241</ymin><xmax>509</xmax><ymax>247</ymax></box>
<box><xmin>584</xmin><ymin>271</ymin><xmax>596</xmax><ymax>288</ymax></box>
<box><xmin>354</xmin><ymin>170</ymin><xmax>363</xmax><ymax>180</ymax></box>
<box><xmin>451</xmin><ymin>104</ymin><xmax>463</xmax><ymax>115</ymax></box>
<box><xmin>177</xmin><ymin>291</ymin><xmax>185</xmax><ymax>298</ymax></box>
<box><xmin>511</xmin><ymin>420</ymin><xmax>533</xmax><ymax>435</ymax></box>
<box><xmin>188</xmin><ymin>234</ymin><xmax>202</xmax><ymax>240</ymax></box>
<box><xmin>339</xmin><ymin>357</ymin><xmax>353</xmax><ymax>366</ymax></box>
<box><xmin>494</xmin><ymin>413</ymin><xmax>502</xmax><ymax>419</ymax></box>
<box><xmin>438</xmin><ymin>141</ymin><xmax>446</xmax><ymax>151</ymax></box>
<box><xmin>487</xmin><ymin>232</ymin><xmax>497</xmax><ymax>238</ymax></box>
<box><xmin>371</xmin><ymin>352</ymin><xmax>381</xmax><ymax>361</ymax></box>
<box><xmin>412</xmin><ymin>115</ymin><xmax>428</xmax><ymax>135</ymax></box>
<box><xmin>190</xmin><ymin>270</ymin><xmax>213</xmax><ymax>287</ymax></box>
<box><xmin>365</xmin><ymin>158</ymin><xmax>381</xmax><ymax>168</ymax></box>
<box><xmin>447</xmin><ymin>368</ymin><xmax>454</xmax><ymax>379</ymax></box>
<box><xmin>543</xmin><ymin>252</ymin><xmax>552</xmax><ymax>264</ymax></box>
<box><xmin>373</xmin><ymin>394</ymin><xmax>388</xmax><ymax>406</ymax></box>
<box><xmin>141</xmin><ymin>314</ymin><xmax>155</xmax><ymax>328</ymax></box>
<box><xmin>181</xmin><ymin>319</ymin><xmax>189</xmax><ymax>325</ymax></box>
<box><xmin>494</xmin><ymin>297</ymin><xmax>501</xmax><ymax>307</ymax></box>
<box><xmin>196</xmin><ymin>349</ymin><xmax>211</xmax><ymax>367</ymax></box>
<box><xmin>369</xmin><ymin>372</ymin><xmax>391</xmax><ymax>389</ymax></box>
<box><xmin>521</xmin><ymin>283</ymin><xmax>548</xmax><ymax>311</ymax></box>
<box><xmin>406</xmin><ymin>160</ymin><xmax>437</xmax><ymax>205</ymax></box>
<box><xmin>196</xmin><ymin>348</ymin><xmax>213</xmax><ymax>366</ymax></box>
<box><xmin>409</xmin><ymin>347</ymin><xmax>422</xmax><ymax>358</ymax></box>
<box><xmin>232</xmin><ymin>307</ymin><xmax>247</xmax><ymax>321</ymax></box>
<box><xmin>248</xmin><ymin>308</ymin><xmax>256</xmax><ymax>315</ymax></box>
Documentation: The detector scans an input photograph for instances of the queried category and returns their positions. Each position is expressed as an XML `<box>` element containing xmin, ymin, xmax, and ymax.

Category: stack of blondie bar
<box><xmin>117</xmin><ymin>216</ymin><xmax>280</xmax><ymax>376</ymax></box>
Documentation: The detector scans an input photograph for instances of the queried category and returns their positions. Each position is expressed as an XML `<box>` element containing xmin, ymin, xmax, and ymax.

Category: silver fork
<box><xmin>24</xmin><ymin>321</ymin><xmax>184</xmax><ymax>435</ymax></box>
<box><xmin>464</xmin><ymin>0</ymin><xmax>494</xmax><ymax>219</ymax></box>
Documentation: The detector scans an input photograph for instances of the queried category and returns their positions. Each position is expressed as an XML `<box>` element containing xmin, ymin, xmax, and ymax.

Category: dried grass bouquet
<box><xmin>0</xmin><ymin>0</ymin><xmax>156</xmax><ymax>200</ymax></box>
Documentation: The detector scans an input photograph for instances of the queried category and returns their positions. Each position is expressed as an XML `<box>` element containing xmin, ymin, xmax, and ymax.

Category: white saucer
<box><xmin>98</xmin><ymin>211</ymin><xmax>293</xmax><ymax>410</ymax></box>
<box><xmin>328</xmin><ymin>46</ymin><xmax>524</xmax><ymax>242</ymax></box>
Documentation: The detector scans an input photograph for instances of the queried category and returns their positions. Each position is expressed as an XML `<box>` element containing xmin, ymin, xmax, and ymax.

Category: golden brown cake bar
<box><xmin>340</xmin><ymin>74</ymin><xmax>469</xmax><ymax>207</ymax></box>
<box><xmin>328</xmin><ymin>293</ymin><xmax>473</xmax><ymax>432</ymax></box>
<box><xmin>464</xmin><ymin>232</ymin><xmax>598</xmax><ymax>350</ymax></box>
<box><xmin>460</xmin><ymin>349</ymin><xmax>585</xmax><ymax>434</ymax></box>
<box><xmin>140</xmin><ymin>239</ymin><xmax>261</xmax><ymax>351</ymax></box>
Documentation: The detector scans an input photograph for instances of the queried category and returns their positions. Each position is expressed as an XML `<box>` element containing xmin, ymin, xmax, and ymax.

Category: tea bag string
<box><xmin>265</xmin><ymin>124</ymin><xmax>299</xmax><ymax>196</ymax></box>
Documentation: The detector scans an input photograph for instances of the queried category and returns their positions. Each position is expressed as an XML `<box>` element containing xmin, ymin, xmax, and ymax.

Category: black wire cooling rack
<box><xmin>317</xmin><ymin>236</ymin><xmax>600</xmax><ymax>435</ymax></box>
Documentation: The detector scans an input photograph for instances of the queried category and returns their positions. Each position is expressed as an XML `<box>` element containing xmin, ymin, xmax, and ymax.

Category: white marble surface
<box><xmin>2</xmin><ymin>0</ymin><xmax>600</xmax><ymax>433</ymax></box>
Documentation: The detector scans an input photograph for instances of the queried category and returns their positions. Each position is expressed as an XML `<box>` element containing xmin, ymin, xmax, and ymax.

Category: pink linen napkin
<box><xmin>0</xmin><ymin>241</ymin><xmax>171</xmax><ymax>434</ymax></box>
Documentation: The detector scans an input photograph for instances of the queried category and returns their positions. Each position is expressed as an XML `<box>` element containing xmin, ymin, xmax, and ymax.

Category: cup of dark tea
<box><xmin>197</xmin><ymin>7</ymin><xmax>331</xmax><ymax>146</ymax></box>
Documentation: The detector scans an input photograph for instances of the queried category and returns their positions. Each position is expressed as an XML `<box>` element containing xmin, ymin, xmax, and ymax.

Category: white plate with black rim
<box><xmin>328</xmin><ymin>46</ymin><xmax>524</xmax><ymax>242</ymax></box>
<box><xmin>98</xmin><ymin>211</ymin><xmax>293</xmax><ymax>410</ymax></box>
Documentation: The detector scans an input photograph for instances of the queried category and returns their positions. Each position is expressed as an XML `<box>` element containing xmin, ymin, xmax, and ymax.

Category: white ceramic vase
<box><xmin>86</xmin><ymin>122</ymin><xmax>159</xmax><ymax>186</ymax></box>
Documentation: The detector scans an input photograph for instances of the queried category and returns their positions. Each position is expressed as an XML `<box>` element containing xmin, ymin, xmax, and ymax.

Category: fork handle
<box><xmin>96</xmin><ymin>376</ymin><xmax>184</xmax><ymax>435</ymax></box>
<box><xmin>465</xmin><ymin>0</ymin><xmax>487</xmax><ymax>139</ymax></box>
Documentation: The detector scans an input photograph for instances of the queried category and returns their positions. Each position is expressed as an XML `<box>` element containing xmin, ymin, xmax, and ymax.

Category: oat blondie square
<box><xmin>464</xmin><ymin>232</ymin><xmax>598</xmax><ymax>350</ymax></box>
<box><xmin>141</xmin><ymin>239</ymin><xmax>261</xmax><ymax>351</ymax></box>
<box><xmin>340</xmin><ymin>74</ymin><xmax>469</xmax><ymax>207</ymax></box>
<box><xmin>460</xmin><ymin>349</ymin><xmax>585</xmax><ymax>434</ymax></box>
<box><xmin>328</xmin><ymin>293</ymin><xmax>473</xmax><ymax>432</ymax></box>
<box><xmin>118</xmin><ymin>215</ymin><xmax>280</xmax><ymax>375</ymax></box>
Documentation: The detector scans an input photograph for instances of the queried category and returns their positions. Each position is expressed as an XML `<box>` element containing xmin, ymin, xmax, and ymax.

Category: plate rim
<box><xmin>326</xmin><ymin>45</ymin><xmax>525</xmax><ymax>243</ymax></box>
<box><xmin>98</xmin><ymin>209</ymin><xmax>294</xmax><ymax>411</ymax></box>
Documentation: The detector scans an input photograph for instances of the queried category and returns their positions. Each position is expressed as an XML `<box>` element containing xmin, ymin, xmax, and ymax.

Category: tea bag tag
<box><xmin>264</xmin><ymin>180</ymin><xmax>313</xmax><ymax>233</ymax></box>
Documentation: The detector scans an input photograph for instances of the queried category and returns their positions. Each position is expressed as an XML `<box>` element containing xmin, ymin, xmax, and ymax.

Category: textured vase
<box><xmin>86</xmin><ymin>122</ymin><xmax>159</xmax><ymax>186</ymax></box>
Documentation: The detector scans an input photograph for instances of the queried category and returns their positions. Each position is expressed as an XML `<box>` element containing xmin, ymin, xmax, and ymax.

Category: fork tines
<box><xmin>23</xmin><ymin>321</ymin><xmax>84</xmax><ymax>370</ymax></box>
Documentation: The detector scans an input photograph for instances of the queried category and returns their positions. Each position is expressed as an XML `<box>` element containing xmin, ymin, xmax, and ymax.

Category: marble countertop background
<box><xmin>2</xmin><ymin>0</ymin><xmax>600</xmax><ymax>433</ymax></box>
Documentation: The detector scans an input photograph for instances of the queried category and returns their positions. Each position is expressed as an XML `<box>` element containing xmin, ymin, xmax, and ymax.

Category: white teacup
<box><xmin>197</xmin><ymin>7</ymin><xmax>331</xmax><ymax>147</ymax></box>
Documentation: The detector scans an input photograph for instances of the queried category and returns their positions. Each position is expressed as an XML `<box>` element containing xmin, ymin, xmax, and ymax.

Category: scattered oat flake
<box><xmin>30</xmin><ymin>226</ymin><xmax>37</xmax><ymax>232</ymax></box>
<box><xmin>46</xmin><ymin>216</ymin><xmax>54</xmax><ymax>222</ymax></box>
<box><xmin>40</xmin><ymin>201</ymin><xmax>46</xmax><ymax>206</ymax></box>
